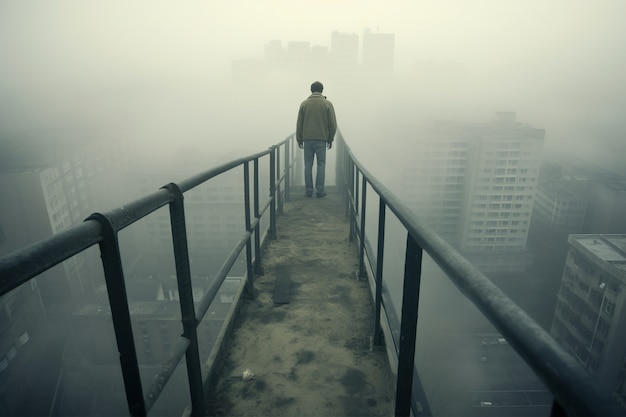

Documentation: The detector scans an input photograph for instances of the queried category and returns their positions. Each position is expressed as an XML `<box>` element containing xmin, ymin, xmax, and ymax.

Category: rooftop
<box><xmin>570</xmin><ymin>234</ymin><xmax>626</xmax><ymax>274</ymax></box>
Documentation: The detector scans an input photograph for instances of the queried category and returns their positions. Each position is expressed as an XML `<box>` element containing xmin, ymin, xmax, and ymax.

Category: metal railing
<box><xmin>2</xmin><ymin>129</ymin><xmax>624</xmax><ymax>417</ymax></box>
<box><xmin>334</xmin><ymin>130</ymin><xmax>624</xmax><ymax>417</ymax></box>
<box><xmin>0</xmin><ymin>134</ymin><xmax>297</xmax><ymax>416</ymax></box>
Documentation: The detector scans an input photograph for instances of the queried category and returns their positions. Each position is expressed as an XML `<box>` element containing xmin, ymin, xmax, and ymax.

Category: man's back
<box><xmin>297</xmin><ymin>92</ymin><xmax>337</xmax><ymax>144</ymax></box>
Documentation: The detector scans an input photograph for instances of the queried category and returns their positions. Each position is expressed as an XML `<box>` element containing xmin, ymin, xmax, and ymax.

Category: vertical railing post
<box><xmin>335</xmin><ymin>134</ymin><xmax>344</xmax><ymax>200</ymax></box>
<box><xmin>253</xmin><ymin>158</ymin><xmax>263</xmax><ymax>275</ymax></box>
<box><xmin>348</xmin><ymin>164</ymin><xmax>359</xmax><ymax>242</ymax></box>
<box><xmin>269</xmin><ymin>146</ymin><xmax>277</xmax><ymax>239</ymax></box>
<box><xmin>374</xmin><ymin>197</ymin><xmax>386</xmax><ymax>346</ymax></box>
<box><xmin>358</xmin><ymin>176</ymin><xmax>367</xmax><ymax>278</ymax></box>
<box><xmin>395</xmin><ymin>233</ymin><xmax>423</xmax><ymax>417</ymax></box>
<box><xmin>294</xmin><ymin>140</ymin><xmax>303</xmax><ymax>188</ymax></box>
<box><xmin>243</xmin><ymin>162</ymin><xmax>254</xmax><ymax>298</ymax></box>
<box><xmin>162</xmin><ymin>184</ymin><xmax>206</xmax><ymax>416</ymax></box>
<box><xmin>86</xmin><ymin>213</ymin><xmax>146</xmax><ymax>417</ymax></box>
<box><xmin>285</xmin><ymin>138</ymin><xmax>291</xmax><ymax>202</ymax></box>
<box><xmin>276</xmin><ymin>143</ymin><xmax>283</xmax><ymax>215</ymax></box>
<box><xmin>348</xmin><ymin>158</ymin><xmax>356</xmax><ymax>242</ymax></box>
<box><xmin>340</xmin><ymin>140</ymin><xmax>348</xmax><ymax>215</ymax></box>
<box><xmin>355</xmin><ymin>166</ymin><xmax>360</xmax><ymax>214</ymax></box>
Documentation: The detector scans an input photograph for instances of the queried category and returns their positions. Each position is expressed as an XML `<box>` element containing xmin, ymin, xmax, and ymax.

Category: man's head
<box><xmin>311</xmin><ymin>81</ymin><xmax>324</xmax><ymax>93</ymax></box>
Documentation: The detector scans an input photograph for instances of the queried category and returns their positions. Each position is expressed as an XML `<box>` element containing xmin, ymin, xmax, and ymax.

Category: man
<box><xmin>296</xmin><ymin>81</ymin><xmax>337</xmax><ymax>198</ymax></box>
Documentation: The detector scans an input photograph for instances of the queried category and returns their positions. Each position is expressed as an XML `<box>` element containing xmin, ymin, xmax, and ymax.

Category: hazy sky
<box><xmin>3</xmin><ymin>1</ymin><xmax>625</xmax><ymax>77</ymax></box>
<box><xmin>1</xmin><ymin>0</ymin><xmax>625</xmax><ymax>168</ymax></box>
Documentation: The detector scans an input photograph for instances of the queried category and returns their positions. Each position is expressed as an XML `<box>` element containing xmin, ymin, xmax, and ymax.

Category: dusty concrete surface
<box><xmin>207</xmin><ymin>187</ymin><xmax>394</xmax><ymax>416</ymax></box>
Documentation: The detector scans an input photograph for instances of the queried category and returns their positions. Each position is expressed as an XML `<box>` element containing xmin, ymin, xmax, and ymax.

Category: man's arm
<box><xmin>296</xmin><ymin>104</ymin><xmax>304</xmax><ymax>148</ymax></box>
<box><xmin>327</xmin><ymin>102</ymin><xmax>337</xmax><ymax>144</ymax></box>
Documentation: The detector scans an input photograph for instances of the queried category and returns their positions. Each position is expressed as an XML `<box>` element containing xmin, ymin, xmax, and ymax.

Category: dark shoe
<box><xmin>316</xmin><ymin>192</ymin><xmax>327</xmax><ymax>198</ymax></box>
<box><xmin>305</xmin><ymin>192</ymin><xmax>313</xmax><ymax>197</ymax></box>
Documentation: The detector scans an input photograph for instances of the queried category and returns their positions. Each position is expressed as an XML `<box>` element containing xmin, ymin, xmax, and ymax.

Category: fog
<box><xmin>1</xmin><ymin>1</ymin><xmax>626</xmax><ymax>415</ymax></box>
<box><xmin>2</xmin><ymin>0</ymin><xmax>625</xmax><ymax>171</ymax></box>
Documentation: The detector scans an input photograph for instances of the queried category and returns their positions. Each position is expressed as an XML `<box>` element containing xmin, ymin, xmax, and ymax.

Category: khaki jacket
<box><xmin>296</xmin><ymin>93</ymin><xmax>337</xmax><ymax>145</ymax></box>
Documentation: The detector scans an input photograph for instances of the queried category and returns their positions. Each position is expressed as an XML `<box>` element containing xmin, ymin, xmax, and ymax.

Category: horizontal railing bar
<box><xmin>258</xmin><ymin>195</ymin><xmax>273</xmax><ymax>220</ymax></box>
<box><xmin>275</xmin><ymin>134</ymin><xmax>294</xmax><ymax>150</ymax></box>
<box><xmin>0</xmin><ymin>144</ymin><xmax>284</xmax><ymax>299</ymax></box>
<box><xmin>0</xmin><ymin>186</ymin><xmax>175</xmax><ymax>296</ymax></box>
<box><xmin>104</xmin><ymin>188</ymin><xmax>173</xmax><ymax>232</ymax></box>
<box><xmin>249</xmin><ymin>216</ymin><xmax>259</xmax><ymax>231</ymax></box>
<box><xmin>177</xmin><ymin>150</ymin><xmax>271</xmax><ymax>193</ymax></box>
<box><xmin>0</xmin><ymin>220</ymin><xmax>102</xmax><ymax>295</ymax></box>
<box><xmin>343</xmin><ymin>144</ymin><xmax>623</xmax><ymax>416</ymax></box>
<box><xmin>276</xmin><ymin>163</ymin><xmax>292</xmax><ymax>187</ymax></box>
<box><xmin>195</xmin><ymin>229</ymin><xmax>252</xmax><ymax>323</ymax></box>
<box><xmin>144</xmin><ymin>336</ymin><xmax>191</xmax><ymax>412</ymax></box>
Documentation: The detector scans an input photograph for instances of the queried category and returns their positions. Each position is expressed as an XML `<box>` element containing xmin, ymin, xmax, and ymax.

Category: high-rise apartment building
<box><xmin>400</xmin><ymin>112</ymin><xmax>545</xmax><ymax>272</ymax></box>
<box><xmin>330</xmin><ymin>31</ymin><xmax>359</xmax><ymax>82</ymax></box>
<box><xmin>236</xmin><ymin>30</ymin><xmax>394</xmax><ymax>88</ymax></box>
<box><xmin>527</xmin><ymin>180</ymin><xmax>588</xmax><ymax>274</ymax></box>
<box><xmin>362</xmin><ymin>29</ymin><xmax>395</xmax><ymax>76</ymax></box>
<box><xmin>399</xmin><ymin>127</ymin><xmax>468</xmax><ymax>244</ymax></box>
<box><xmin>460</xmin><ymin>113</ymin><xmax>544</xmax><ymax>271</ymax></box>
<box><xmin>0</xmin><ymin>130</ymin><xmax>129</xmax><ymax>416</ymax></box>
<box><xmin>531</xmin><ymin>181</ymin><xmax>588</xmax><ymax>235</ymax></box>
<box><xmin>0</xmin><ymin>277</ymin><xmax>46</xmax><ymax>415</ymax></box>
<box><xmin>550</xmin><ymin>234</ymin><xmax>626</xmax><ymax>404</ymax></box>
<box><xmin>0</xmin><ymin>132</ymin><xmax>116</xmax><ymax>304</ymax></box>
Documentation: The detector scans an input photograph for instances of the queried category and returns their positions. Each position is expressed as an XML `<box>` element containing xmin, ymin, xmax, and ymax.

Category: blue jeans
<box><xmin>303</xmin><ymin>140</ymin><xmax>326</xmax><ymax>195</ymax></box>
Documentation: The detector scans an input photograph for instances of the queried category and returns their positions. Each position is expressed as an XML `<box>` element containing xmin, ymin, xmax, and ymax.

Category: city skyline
<box><xmin>2</xmin><ymin>1</ymin><xmax>626</xmax><ymax>415</ymax></box>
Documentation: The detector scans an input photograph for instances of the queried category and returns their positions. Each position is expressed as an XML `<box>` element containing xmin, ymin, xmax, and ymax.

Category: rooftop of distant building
<box><xmin>569</xmin><ymin>234</ymin><xmax>626</xmax><ymax>274</ymax></box>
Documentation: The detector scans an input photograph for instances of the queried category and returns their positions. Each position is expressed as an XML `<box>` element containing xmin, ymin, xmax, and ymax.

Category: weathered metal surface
<box><xmin>0</xmin><ymin>221</ymin><xmax>101</xmax><ymax>294</ymax></box>
<box><xmin>87</xmin><ymin>212</ymin><xmax>146</xmax><ymax>417</ymax></box>
<box><xmin>162</xmin><ymin>183</ymin><xmax>206</xmax><ymax>416</ymax></box>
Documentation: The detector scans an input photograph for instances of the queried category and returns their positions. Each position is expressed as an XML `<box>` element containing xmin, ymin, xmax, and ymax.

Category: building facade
<box><xmin>399</xmin><ymin>127</ymin><xmax>468</xmax><ymax>244</ymax></box>
<box><xmin>550</xmin><ymin>234</ymin><xmax>626</xmax><ymax>404</ymax></box>
<box><xmin>400</xmin><ymin>112</ymin><xmax>544</xmax><ymax>272</ymax></box>
<box><xmin>362</xmin><ymin>28</ymin><xmax>395</xmax><ymax>76</ymax></box>
<box><xmin>330</xmin><ymin>31</ymin><xmax>359</xmax><ymax>83</ymax></box>
<box><xmin>527</xmin><ymin>180</ymin><xmax>588</xmax><ymax>275</ymax></box>
<box><xmin>0</xmin><ymin>129</ymin><xmax>130</xmax><ymax>415</ymax></box>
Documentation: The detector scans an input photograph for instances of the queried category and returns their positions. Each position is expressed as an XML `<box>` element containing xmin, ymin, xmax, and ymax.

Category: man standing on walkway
<box><xmin>296</xmin><ymin>81</ymin><xmax>337</xmax><ymax>198</ymax></box>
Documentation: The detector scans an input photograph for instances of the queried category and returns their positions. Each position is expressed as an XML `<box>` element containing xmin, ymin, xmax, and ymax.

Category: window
<box><xmin>604</xmin><ymin>301</ymin><xmax>616</xmax><ymax>317</ymax></box>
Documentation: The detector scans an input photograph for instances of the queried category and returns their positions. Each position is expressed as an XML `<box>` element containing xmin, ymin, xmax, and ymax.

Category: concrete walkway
<box><xmin>208</xmin><ymin>187</ymin><xmax>394</xmax><ymax>416</ymax></box>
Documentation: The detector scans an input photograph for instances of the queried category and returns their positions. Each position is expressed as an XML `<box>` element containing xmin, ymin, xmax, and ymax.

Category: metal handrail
<box><xmin>0</xmin><ymin>134</ymin><xmax>297</xmax><ymax>417</ymax></box>
<box><xmin>3</xmin><ymin>128</ymin><xmax>622</xmax><ymax>417</ymax></box>
<box><xmin>335</xmin><ymin>130</ymin><xmax>624</xmax><ymax>417</ymax></box>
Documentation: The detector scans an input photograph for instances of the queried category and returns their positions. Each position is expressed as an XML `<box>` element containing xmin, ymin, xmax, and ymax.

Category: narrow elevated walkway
<box><xmin>208</xmin><ymin>187</ymin><xmax>394</xmax><ymax>416</ymax></box>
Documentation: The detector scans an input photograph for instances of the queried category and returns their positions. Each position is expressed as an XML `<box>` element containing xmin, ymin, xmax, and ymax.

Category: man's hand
<box><xmin>327</xmin><ymin>142</ymin><xmax>332</xmax><ymax>149</ymax></box>
<box><xmin>298</xmin><ymin>142</ymin><xmax>303</xmax><ymax>149</ymax></box>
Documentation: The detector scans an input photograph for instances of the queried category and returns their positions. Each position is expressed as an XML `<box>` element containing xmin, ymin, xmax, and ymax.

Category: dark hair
<box><xmin>311</xmin><ymin>81</ymin><xmax>324</xmax><ymax>93</ymax></box>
